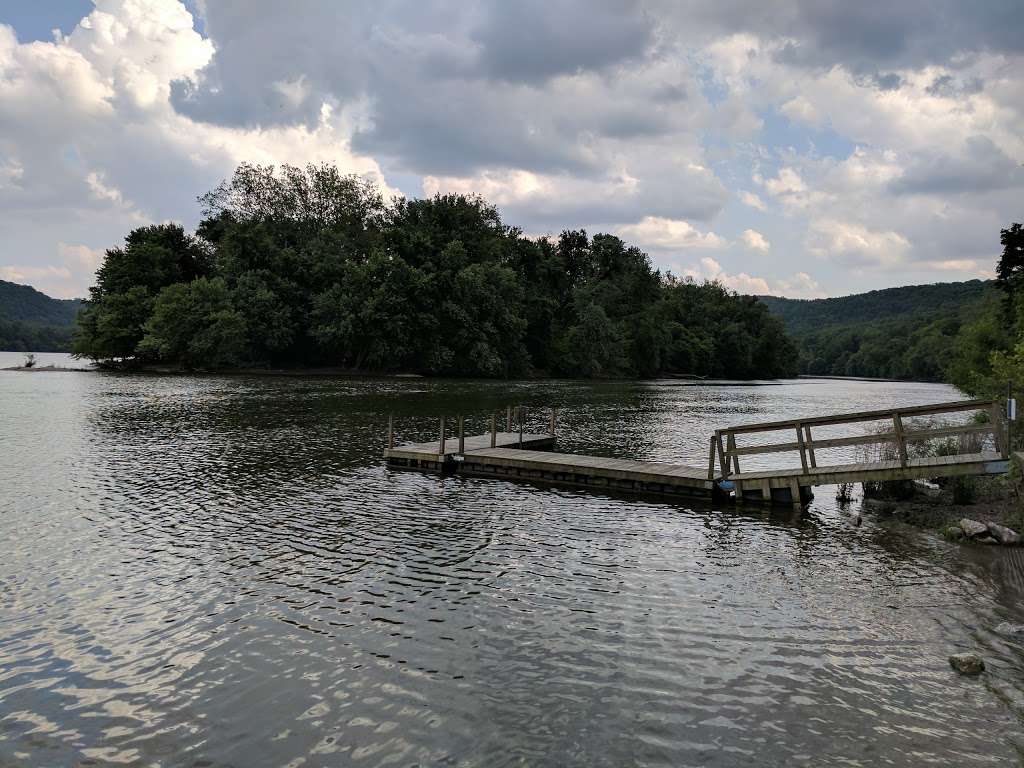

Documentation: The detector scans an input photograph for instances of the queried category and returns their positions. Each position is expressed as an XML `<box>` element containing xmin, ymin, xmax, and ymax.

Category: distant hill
<box><xmin>757</xmin><ymin>280</ymin><xmax>999</xmax><ymax>382</ymax></box>
<box><xmin>0</xmin><ymin>280</ymin><xmax>84</xmax><ymax>352</ymax></box>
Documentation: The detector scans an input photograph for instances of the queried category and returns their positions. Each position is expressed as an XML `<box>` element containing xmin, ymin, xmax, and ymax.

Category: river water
<box><xmin>2</xmin><ymin>355</ymin><xmax>1024</xmax><ymax>766</ymax></box>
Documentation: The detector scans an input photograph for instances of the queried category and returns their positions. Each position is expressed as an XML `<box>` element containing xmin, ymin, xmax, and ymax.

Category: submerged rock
<box><xmin>987</xmin><ymin>522</ymin><xmax>1022</xmax><ymax>546</ymax></box>
<box><xmin>960</xmin><ymin>519</ymin><xmax>989</xmax><ymax>539</ymax></box>
<box><xmin>949</xmin><ymin>653</ymin><xmax>985</xmax><ymax>675</ymax></box>
<box><xmin>994</xmin><ymin>622</ymin><xmax>1024</xmax><ymax>637</ymax></box>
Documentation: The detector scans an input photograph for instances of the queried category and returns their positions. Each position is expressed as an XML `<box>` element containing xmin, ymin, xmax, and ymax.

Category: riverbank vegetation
<box><xmin>73</xmin><ymin>163</ymin><xmax>796</xmax><ymax>378</ymax></box>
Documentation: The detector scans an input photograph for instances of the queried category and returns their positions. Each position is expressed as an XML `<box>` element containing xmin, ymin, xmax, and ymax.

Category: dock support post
<box><xmin>789</xmin><ymin>478</ymin><xmax>802</xmax><ymax>507</ymax></box>
<box><xmin>892</xmin><ymin>412</ymin><xmax>908</xmax><ymax>467</ymax></box>
<box><xmin>707</xmin><ymin>435</ymin><xmax>717</xmax><ymax>481</ymax></box>
<box><xmin>458</xmin><ymin>415</ymin><xmax>465</xmax><ymax>454</ymax></box>
<box><xmin>387</xmin><ymin>414</ymin><xmax>394</xmax><ymax>450</ymax></box>
<box><xmin>490</xmin><ymin>414</ymin><xmax>497</xmax><ymax>447</ymax></box>
<box><xmin>506</xmin><ymin>406</ymin><xmax>512</xmax><ymax>433</ymax></box>
<box><xmin>439</xmin><ymin>416</ymin><xmax>446</xmax><ymax>456</ymax></box>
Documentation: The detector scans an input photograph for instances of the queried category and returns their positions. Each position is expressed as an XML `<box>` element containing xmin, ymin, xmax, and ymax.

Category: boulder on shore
<box><xmin>960</xmin><ymin>519</ymin><xmax>989</xmax><ymax>539</ymax></box>
<box><xmin>949</xmin><ymin>653</ymin><xmax>985</xmax><ymax>675</ymax></box>
<box><xmin>987</xmin><ymin>522</ymin><xmax>1022</xmax><ymax>546</ymax></box>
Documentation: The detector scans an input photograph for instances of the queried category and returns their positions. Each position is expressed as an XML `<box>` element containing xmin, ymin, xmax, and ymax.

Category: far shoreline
<box><xmin>1</xmin><ymin>356</ymin><xmax>949</xmax><ymax>387</ymax></box>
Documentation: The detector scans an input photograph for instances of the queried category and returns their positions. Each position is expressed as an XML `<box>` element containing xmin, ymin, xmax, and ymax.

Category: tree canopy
<box><xmin>74</xmin><ymin>162</ymin><xmax>797</xmax><ymax>378</ymax></box>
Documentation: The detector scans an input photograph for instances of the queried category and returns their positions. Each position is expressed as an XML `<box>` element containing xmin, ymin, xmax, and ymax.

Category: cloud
<box><xmin>679</xmin><ymin>256</ymin><xmax>824</xmax><ymax>298</ymax></box>
<box><xmin>615</xmin><ymin>217</ymin><xmax>727</xmax><ymax>250</ymax></box>
<box><xmin>741</xmin><ymin>229</ymin><xmax>770</xmax><ymax>252</ymax></box>
<box><xmin>0</xmin><ymin>242</ymin><xmax>105</xmax><ymax>298</ymax></box>
<box><xmin>780</xmin><ymin>95</ymin><xmax>823</xmax><ymax>126</ymax></box>
<box><xmin>1</xmin><ymin>0</ymin><xmax>1023</xmax><ymax>301</ymax></box>
<box><xmin>807</xmin><ymin>219</ymin><xmax>911</xmax><ymax>268</ymax></box>
<box><xmin>738</xmin><ymin>191</ymin><xmax>766</xmax><ymax>211</ymax></box>
<box><xmin>0</xmin><ymin>0</ymin><xmax>393</xmax><ymax>298</ymax></box>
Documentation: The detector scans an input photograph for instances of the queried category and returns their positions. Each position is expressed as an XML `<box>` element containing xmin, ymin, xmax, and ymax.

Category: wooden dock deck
<box><xmin>460</xmin><ymin>448</ymin><xmax>716</xmax><ymax>499</ymax></box>
<box><xmin>383</xmin><ymin>399</ymin><xmax>1012</xmax><ymax>506</ymax></box>
<box><xmin>384</xmin><ymin>432</ymin><xmax>554</xmax><ymax>471</ymax></box>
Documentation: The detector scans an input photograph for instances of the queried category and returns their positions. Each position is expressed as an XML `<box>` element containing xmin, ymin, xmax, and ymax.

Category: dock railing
<box><xmin>386</xmin><ymin>406</ymin><xmax>559</xmax><ymax>453</ymax></box>
<box><xmin>708</xmin><ymin>398</ymin><xmax>1006</xmax><ymax>481</ymax></box>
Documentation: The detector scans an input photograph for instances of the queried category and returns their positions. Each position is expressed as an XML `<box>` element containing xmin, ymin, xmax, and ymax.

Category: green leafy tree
<box><xmin>74</xmin><ymin>224</ymin><xmax>210</xmax><ymax>363</ymax></box>
<box><xmin>137</xmin><ymin>278</ymin><xmax>247</xmax><ymax>369</ymax></box>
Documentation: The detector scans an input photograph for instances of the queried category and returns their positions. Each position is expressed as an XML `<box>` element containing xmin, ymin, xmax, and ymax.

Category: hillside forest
<box><xmin>0</xmin><ymin>280</ymin><xmax>82</xmax><ymax>352</ymax></box>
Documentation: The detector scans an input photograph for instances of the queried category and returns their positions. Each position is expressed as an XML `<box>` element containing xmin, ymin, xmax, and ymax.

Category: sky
<box><xmin>0</xmin><ymin>1</ymin><xmax>1021</xmax><ymax>299</ymax></box>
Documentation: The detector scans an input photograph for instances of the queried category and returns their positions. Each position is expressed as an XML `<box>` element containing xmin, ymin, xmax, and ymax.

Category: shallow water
<box><xmin>2</xmin><ymin>358</ymin><xmax>1023</xmax><ymax>766</ymax></box>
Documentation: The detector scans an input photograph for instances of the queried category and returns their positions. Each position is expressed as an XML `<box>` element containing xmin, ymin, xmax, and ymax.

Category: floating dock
<box><xmin>384</xmin><ymin>399</ymin><xmax>1010</xmax><ymax>506</ymax></box>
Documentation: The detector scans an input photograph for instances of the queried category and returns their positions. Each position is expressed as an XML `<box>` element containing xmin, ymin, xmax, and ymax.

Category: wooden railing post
<box><xmin>519</xmin><ymin>407</ymin><xmax>525</xmax><ymax>447</ymax></box>
<box><xmin>990</xmin><ymin>400</ymin><xmax>1005</xmax><ymax>457</ymax></box>
<box><xmin>795</xmin><ymin>423</ymin><xmax>808</xmax><ymax>474</ymax></box>
<box><xmin>490</xmin><ymin>414</ymin><xmax>497</xmax><ymax>448</ymax></box>
<box><xmin>1008</xmin><ymin>382</ymin><xmax>1014</xmax><ymax>456</ymax></box>
<box><xmin>707</xmin><ymin>434</ymin><xmax>718</xmax><ymax>480</ymax></box>
<box><xmin>727</xmin><ymin>433</ymin><xmax>740</xmax><ymax>474</ymax></box>
<box><xmin>803</xmin><ymin>424</ymin><xmax>816</xmax><ymax>468</ymax></box>
<box><xmin>716</xmin><ymin>431</ymin><xmax>729</xmax><ymax>477</ymax></box>
<box><xmin>506</xmin><ymin>406</ymin><xmax>512</xmax><ymax>433</ymax></box>
<box><xmin>892</xmin><ymin>412</ymin><xmax>908</xmax><ymax>467</ymax></box>
<box><xmin>549</xmin><ymin>408</ymin><xmax>557</xmax><ymax>437</ymax></box>
<box><xmin>458</xmin><ymin>415</ymin><xmax>465</xmax><ymax>454</ymax></box>
<box><xmin>387</xmin><ymin>414</ymin><xmax>394</xmax><ymax>449</ymax></box>
<box><xmin>439</xmin><ymin>416</ymin><xmax>446</xmax><ymax>456</ymax></box>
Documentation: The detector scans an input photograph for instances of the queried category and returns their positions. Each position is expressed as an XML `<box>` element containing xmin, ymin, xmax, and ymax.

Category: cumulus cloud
<box><xmin>741</xmin><ymin>229</ymin><xmax>770</xmax><ymax>252</ymax></box>
<box><xmin>616</xmin><ymin>217</ymin><xmax>727</xmax><ymax>250</ymax></box>
<box><xmin>808</xmin><ymin>219</ymin><xmax>911</xmax><ymax>269</ymax></box>
<box><xmin>738</xmin><ymin>191</ymin><xmax>767</xmax><ymax>211</ymax></box>
<box><xmin>679</xmin><ymin>257</ymin><xmax>823</xmax><ymax>298</ymax></box>
<box><xmin>1</xmin><ymin>0</ymin><xmax>1023</xmax><ymax>299</ymax></box>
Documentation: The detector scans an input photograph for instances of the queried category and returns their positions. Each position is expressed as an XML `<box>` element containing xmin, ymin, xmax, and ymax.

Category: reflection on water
<box><xmin>2</xmin><ymin>362</ymin><xmax>1024</xmax><ymax>766</ymax></box>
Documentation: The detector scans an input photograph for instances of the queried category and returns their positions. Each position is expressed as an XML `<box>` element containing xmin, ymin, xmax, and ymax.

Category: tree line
<box><xmin>73</xmin><ymin>163</ymin><xmax>797</xmax><ymax>379</ymax></box>
<box><xmin>957</xmin><ymin>222</ymin><xmax>1024</xmax><ymax>398</ymax></box>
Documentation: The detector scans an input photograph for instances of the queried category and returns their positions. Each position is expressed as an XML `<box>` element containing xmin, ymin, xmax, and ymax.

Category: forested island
<box><xmin>73</xmin><ymin>163</ymin><xmax>797</xmax><ymax>379</ymax></box>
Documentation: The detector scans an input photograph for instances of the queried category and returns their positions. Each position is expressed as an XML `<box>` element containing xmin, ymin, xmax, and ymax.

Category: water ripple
<box><xmin>1</xmin><ymin>368</ymin><xmax>1023</xmax><ymax>765</ymax></box>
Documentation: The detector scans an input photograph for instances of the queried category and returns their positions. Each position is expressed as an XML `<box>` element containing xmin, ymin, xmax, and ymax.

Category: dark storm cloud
<box><xmin>665</xmin><ymin>0</ymin><xmax>1024</xmax><ymax>77</ymax></box>
<box><xmin>170</xmin><ymin>0</ymin><xmax>1022</xmax><ymax>181</ymax></box>
<box><xmin>469</xmin><ymin>0</ymin><xmax>653</xmax><ymax>82</ymax></box>
<box><xmin>889</xmin><ymin>137</ymin><xmax>1024</xmax><ymax>196</ymax></box>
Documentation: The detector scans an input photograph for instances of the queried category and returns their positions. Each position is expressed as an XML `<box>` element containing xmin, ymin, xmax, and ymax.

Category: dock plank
<box><xmin>464</xmin><ymin>447</ymin><xmax>714</xmax><ymax>488</ymax></box>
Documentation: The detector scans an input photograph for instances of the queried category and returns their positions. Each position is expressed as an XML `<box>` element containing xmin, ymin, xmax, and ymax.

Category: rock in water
<box><xmin>987</xmin><ymin>522</ymin><xmax>1021</xmax><ymax>546</ymax></box>
<box><xmin>949</xmin><ymin>653</ymin><xmax>985</xmax><ymax>675</ymax></box>
<box><xmin>994</xmin><ymin>622</ymin><xmax>1024</xmax><ymax>636</ymax></box>
<box><xmin>960</xmin><ymin>519</ymin><xmax>989</xmax><ymax>539</ymax></box>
